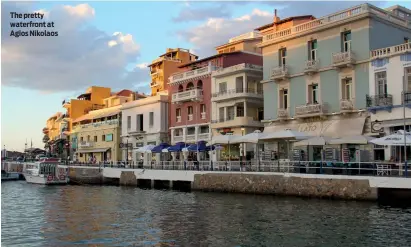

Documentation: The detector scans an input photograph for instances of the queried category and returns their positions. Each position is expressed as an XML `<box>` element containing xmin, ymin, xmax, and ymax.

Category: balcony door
<box><xmin>375</xmin><ymin>71</ymin><xmax>387</xmax><ymax>96</ymax></box>
<box><xmin>341</xmin><ymin>78</ymin><xmax>352</xmax><ymax>100</ymax></box>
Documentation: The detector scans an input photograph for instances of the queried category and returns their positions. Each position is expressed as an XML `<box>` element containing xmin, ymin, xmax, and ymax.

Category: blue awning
<box><xmin>167</xmin><ymin>142</ymin><xmax>189</xmax><ymax>152</ymax></box>
<box><xmin>151</xmin><ymin>143</ymin><xmax>170</xmax><ymax>153</ymax></box>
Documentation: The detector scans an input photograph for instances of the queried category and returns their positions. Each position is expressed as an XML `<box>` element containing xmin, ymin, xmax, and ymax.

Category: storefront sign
<box><xmin>297</xmin><ymin>118</ymin><xmax>334</xmax><ymax>135</ymax></box>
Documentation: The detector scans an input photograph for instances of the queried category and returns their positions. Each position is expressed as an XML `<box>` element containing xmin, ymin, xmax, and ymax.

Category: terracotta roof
<box><xmin>255</xmin><ymin>15</ymin><xmax>315</xmax><ymax>31</ymax></box>
<box><xmin>114</xmin><ymin>89</ymin><xmax>133</xmax><ymax>97</ymax></box>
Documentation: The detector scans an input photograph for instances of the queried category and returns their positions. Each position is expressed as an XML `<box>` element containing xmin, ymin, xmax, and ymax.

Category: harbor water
<box><xmin>2</xmin><ymin>181</ymin><xmax>411</xmax><ymax>247</ymax></box>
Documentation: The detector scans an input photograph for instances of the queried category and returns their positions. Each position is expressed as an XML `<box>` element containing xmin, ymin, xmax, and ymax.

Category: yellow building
<box><xmin>215</xmin><ymin>31</ymin><xmax>263</xmax><ymax>54</ymax></box>
<box><xmin>44</xmin><ymin>112</ymin><xmax>63</xmax><ymax>141</ymax></box>
<box><xmin>72</xmin><ymin>90</ymin><xmax>145</xmax><ymax>163</ymax></box>
<box><xmin>148</xmin><ymin>48</ymin><xmax>198</xmax><ymax>96</ymax></box>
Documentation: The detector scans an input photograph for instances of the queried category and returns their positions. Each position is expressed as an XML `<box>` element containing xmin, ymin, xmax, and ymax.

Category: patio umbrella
<box><xmin>235</xmin><ymin>130</ymin><xmax>266</xmax><ymax>144</ymax></box>
<box><xmin>328</xmin><ymin>135</ymin><xmax>375</xmax><ymax>145</ymax></box>
<box><xmin>162</xmin><ymin>142</ymin><xmax>189</xmax><ymax>152</ymax></box>
<box><xmin>369</xmin><ymin>131</ymin><xmax>411</xmax><ymax>146</ymax></box>
<box><xmin>148</xmin><ymin>143</ymin><xmax>170</xmax><ymax>153</ymax></box>
<box><xmin>135</xmin><ymin>144</ymin><xmax>156</xmax><ymax>153</ymax></box>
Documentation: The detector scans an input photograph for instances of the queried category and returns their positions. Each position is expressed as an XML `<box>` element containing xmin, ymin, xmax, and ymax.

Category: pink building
<box><xmin>168</xmin><ymin>51</ymin><xmax>262</xmax><ymax>144</ymax></box>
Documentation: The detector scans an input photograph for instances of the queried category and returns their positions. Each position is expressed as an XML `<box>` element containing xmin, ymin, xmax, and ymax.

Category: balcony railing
<box><xmin>404</xmin><ymin>92</ymin><xmax>411</xmax><ymax>104</ymax></box>
<box><xmin>332</xmin><ymin>51</ymin><xmax>355</xmax><ymax>67</ymax></box>
<box><xmin>295</xmin><ymin>102</ymin><xmax>326</xmax><ymax>116</ymax></box>
<box><xmin>277</xmin><ymin>108</ymin><xmax>289</xmax><ymax>118</ymax></box>
<box><xmin>212</xmin><ymin>63</ymin><xmax>263</xmax><ymax>77</ymax></box>
<box><xmin>78</xmin><ymin>119</ymin><xmax>119</xmax><ymax>129</ymax></box>
<box><xmin>261</xmin><ymin>4</ymin><xmax>410</xmax><ymax>44</ymax></box>
<box><xmin>211</xmin><ymin>116</ymin><xmax>263</xmax><ymax>127</ymax></box>
<box><xmin>366</xmin><ymin>94</ymin><xmax>393</xmax><ymax>107</ymax></box>
<box><xmin>340</xmin><ymin>99</ymin><xmax>355</xmax><ymax>111</ymax></box>
<box><xmin>198</xmin><ymin>133</ymin><xmax>210</xmax><ymax>140</ymax></box>
<box><xmin>212</xmin><ymin>88</ymin><xmax>263</xmax><ymax>98</ymax></box>
<box><xmin>169</xmin><ymin>65</ymin><xmax>219</xmax><ymax>85</ymax></box>
<box><xmin>176</xmin><ymin>116</ymin><xmax>181</xmax><ymax>122</ymax></box>
<box><xmin>271</xmin><ymin>65</ymin><xmax>289</xmax><ymax>80</ymax></box>
<box><xmin>174</xmin><ymin>136</ymin><xmax>183</xmax><ymax>142</ymax></box>
<box><xmin>229</xmin><ymin>31</ymin><xmax>262</xmax><ymax>43</ymax></box>
<box><xmin>78</xmin><ymin>141</ymin><xmax>94</xmax><ymax>148</ymax></box>
<box><xmin>188</xmin><ymin>114</ymin><xmax>193</xmax><ymax>121</ymax></box>
<box><xmin>304</xmin><ymin>60</ymin><xmax>319</xmax><ymax>74</ymax></box>
<box><xmin>371</xmin><ymin>42</ymin><xmax>411</xmax><ymax>59</ymax></box>
<box><xmin>201</xmin><ymin>112</ymin><xmax>206</xmax><ymax>119</ymax></box>
<box><xmin>171</xmin><ymin>88</ymin><xmax>203</xmax><ymax>103</ymax></box>
<box><xmin>186</xmin><ymin>134</ymin><xmax>196</xmax><ymax>142</ymax></box>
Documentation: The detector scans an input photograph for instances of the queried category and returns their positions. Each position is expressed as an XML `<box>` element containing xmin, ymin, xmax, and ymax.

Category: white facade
<box><xmin>120</xmin><ymin>94</ymin><xmax>169</xmax><ymax>162</ymax></box>
<box><xmin>368</xmin><ymin>42</ymin><xmax>411</xmax><ymax>161</ymax></box>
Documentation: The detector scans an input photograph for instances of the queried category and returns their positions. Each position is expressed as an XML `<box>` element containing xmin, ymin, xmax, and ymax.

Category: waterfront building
<box><xmin>42</xmin><ymin>112</ymin><xmax>70</xmax><ymax>157</ymax></box>
<box><xmin>257</xmin><ymin>3</ymin><xmax>411</xmax><ymax>159</ymax></box>
<box><xmin>149</xmin><ymin>48</ymin><xmax>198</xmax><ymax>96</ymax></box>
<box><xmin>211</xmin><ymin>32</ymin><xmax>264</xmax><ymax>159</ymax></box>
<box><xmin>368</xmin><ymin>42</ymin><xmax>411</xmax><ymax>161</ymax></box>
<box><xmin>120</xmin><ymin>94</ymin><xmax>170</xmax><ymax>163</ymax></box>
<box><xmin>72</xmin><ymin>90</ymin><xmax>143</xmax><ymax>163</ymax></box>
<box><xmin>168</xmin><ymin>49</ymin><xmax>262</xmax><ymax>146</ymax></box>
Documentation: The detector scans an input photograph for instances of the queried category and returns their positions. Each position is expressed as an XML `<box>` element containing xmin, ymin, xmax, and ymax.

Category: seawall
<box><xmin>63</xmin><ymin>166</ymin><xmax>411</xmax><ymax>201</ymax></box>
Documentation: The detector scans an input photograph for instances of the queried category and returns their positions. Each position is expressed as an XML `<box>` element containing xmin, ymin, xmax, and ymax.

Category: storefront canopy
<box><xmin>149</xmin><ymin>143</ymin><xmax>170</xmax><ymax>153</ymax></box>
<box><xmin>163</xmin><ymin>142</ymin><xmax>189</xmax><ymax>152</ymax></box>
<box><xmin>370</xmin><ymin>130</ymin><xmax>411</xmax><ymax>146</ymax></box>
<box><xmin>184</xmin><ymin>141</ymin><xmax>207</xmax><ymax>152</ymax></box>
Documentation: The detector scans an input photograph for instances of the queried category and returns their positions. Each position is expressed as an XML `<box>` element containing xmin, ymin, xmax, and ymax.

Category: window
<box><xmin>279</xmin><ymin>48</ymin><xmax>287</xmax><ymax>66</ymax></box>
<box><xmin>127</xmin><ymin>116</ymin><xmax>131</xmax><ymax>129</ymax></box>
<box><xmin>219</xmin><ymin>107</ymin><xmax>225</xmax><ymax>121</ymax></box>
<box><xmin>227</xmin><ymin>106</ymin><xmax>235</xmax><ymax>120</ymax></box>
<box><xmin>187</xmin><ymin>106</ymin><xmax>193</xmax><ymax>120</ymax></box>
<box><xmin>87</xmin><ymin>135</ymin><xmax>90</xmax><ymax>141</ymax></box>
<box><xmin>308</xmin><ymin>40</ymin><xmax>317</xmax><ymax>60</ymax></box>
<box><xmin>149</xmin><ymin>112</ymin><xmax>154</xmax><ymax>127</ymax></box>
<box><xmin>106</xmin><ymin>134</ymin><xmax>113</xmax><ymax>142</ymax></box>
<box><xmin>94</xmin><ymin>136</ymin><xmax>97</xmax><ymax>142</ymax></box>
<box><xmin>219</xmin><ymin>82</ymin><xmax>227</xmax><ymax>93</ymax></box>
<box><xmin>309</xmin><ymin>84</ymin><xmax>319</xmax><ymax>104</ymax></box>
<box><xmin>236</xmin><ymin>103</ymin><xmax>244</xmax><ymax>117</ymax></box>
<box><xmin>280</xmin><ymin>89</ymin><xmax>288</xmax><ymax>109</ymax></box>
<box><xmin>200</xmin><ymin>104</ymin><xmax>206</xmax><ymax>119</ymax></box>
<box><xmin>136</xmin><ymin>114</ymin><xmax>144</xmax><ymax>132</ymax></box>
<box><xmin>405</xmin><ymin>37</ymin><xmax>409</xmax><ymax>44</ymax></box>
<box><xmin>342</xmin><ymin>31</ymin><xmax>351</xmax><ymax>52</ymax></box>
<box><xmin>176</xmin><ymin>108</ymin><xmax>181</xmax><ymax>122</ymax></box>
<box><xmin>80</xmin><ymin>137</ymin><xmax>84</xmax><ymax>142</ymax></box>
<box><xmin>102</xmin><ymin>135</ymin><xmax>106</xmax><ymax>141</ymax></box>
<box><xmin>375</xmin><ymin>71</ymin><xmax>387</xmax><ymax>96</ymax></box>
<box><xmin>406</xmin><ymin>67</ymin><xmax>411</xmax><ymax>91</ymax></box>
<box><xmin>342</xmin><ymin>78</ymin><xmax>352</xmax><ymax>100</ymax></box>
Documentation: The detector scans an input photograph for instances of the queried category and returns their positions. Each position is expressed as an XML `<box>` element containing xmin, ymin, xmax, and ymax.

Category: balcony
<box><xmin>211</xmin><ymin>116</ymin><xmax>263</xmax><ymax>128</ymax></box>
<box><xmin>186</xmin><ymin>134</ymin><xmax>196</xmax><ymax>142</ymax></box>
<box><xmin>128</xmin><ymin>128</ymin><xmax>146</xmax><ymax>135</ymax></box>
<box><xmin>176</xmin><ymin>116</ymin><xmax>181</xmax><ymax>123</ymax></box>
<box><xmin>171</xmin><ymin>88</ymin><xmax>203</xmax><ymax>103</ymax></box>
<box><xmin>229</xmin><ymin>31</ymin><xmax>262</xmax><ymax>43</ymax></box>
<box><xmin>271</xmin><ymin>65</ymin><xmax>289</xmax><ymax>81</ymax></box>
<box><xmin>212</xmin><ymin>63</ymin><xmax>263</xmax><ymax>77</ymax></box>
<box><xmin>340</xmin><ymin>99</ymin><xmax>355</xmax><ymax>112</ymax></box>
<box><xmin>211</xmin><ymin>88</ymin><xmax>263</xmax><ymax>102</ymax></box>
<box><xmin>201</xmin><ymin>112</ymin><xmax>206</xmax><ymax>119</ymax></box>
<box><xmin>150</xmin><ymin>69</ymin><xmax>163</xmax><ymax>76</ymax></box>
<box><xmin>174</xmin><ymin>136</ymin><xmax>183</xmax><ymax>142</ymax></box>
<box><xmin>260</xmin><ymin>4</ymin><xmax>410</xmax><ymax>46</ymax></box>
<box><xmin>78</xmin><ymin>119</ymin><xmax>119</xmax><ymax>130</ymax></box>
<box><xmin>295</xmin><ymin>103</ymin><xmax>327</xmax><ymax>118</ymax></box>
<box><xmin>277</xmin><ymin>108</ymin><xmax>290</xmax><ymax>119</ymax></box>
<box><xmin>304</xmin><ymin>60</ymin><xmax>319</xmax><ymax>75</ymax></box>
<box><xmin>169</xmin><ymin>65</ymin><xmax>219</xmax><ymax>85</ymax></box>
<box><xmin>371</xmin><ymin>42</ymin><xmax>411</xmax><ymax>59</ymax></box>
<box><xmin>188</xmin><ymin>114</ymin><xmax>193</xmax><ymax>121</ymax></box>
<box><xmin>366</xmin><ymin>94</ymin><xmax>393</xmax><ymax>113</ymax></box>
<box><xmin>198</xmin><ymin>133</ymin><xmax>210</xmax><ymax>140</ymax></box>
<box><xmin>78</xmin><ymin>141</ymin><xmax>94</xmax><ymax>148</ymax></box>
<box><xmin>332</xmin><ymin>51</ymin><xmax>355</xmax><ymax>68</ymax></box>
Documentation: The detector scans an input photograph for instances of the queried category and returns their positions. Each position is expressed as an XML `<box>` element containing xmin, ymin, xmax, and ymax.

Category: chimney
<box><xmin>274</xmin><ymin>9</ymin><xmax>280</xmax><ymax>23</ymax></box>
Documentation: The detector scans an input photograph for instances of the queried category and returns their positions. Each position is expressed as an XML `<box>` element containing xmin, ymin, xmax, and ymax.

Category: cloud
<box><xmin>173</xmin><ymin>6</ymin><xmax>231</xmax><ymax>22</ymax></box>
<box><xmin>177</xmin><ymin>8</ymin><xmax>272</xmax><ymax>57</ymax></box>
<box><xmin>177</xmin><ymin>1</ymin><xmax>388</xmax><ymax>57</ymax></box>
<box><xmin>1</xmin><ymin>3</ymin><xmax>150</xmax><ymax>92</ymax></box>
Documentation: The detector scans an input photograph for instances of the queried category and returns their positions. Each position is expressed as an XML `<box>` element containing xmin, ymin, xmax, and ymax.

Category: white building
<box><xmin>120</xmin><ymin>94</ymin><xmax>169</xmax><ymax>162</ymax></box>
<box><xmin>368</xmin><ymin>42</ymin><xmax>411</xmax><ymax>161</ymax></box>
<box><xmin>211</xmin><ymin>63</ymin><xmax>264</xmax><ymax>159</ymax></box>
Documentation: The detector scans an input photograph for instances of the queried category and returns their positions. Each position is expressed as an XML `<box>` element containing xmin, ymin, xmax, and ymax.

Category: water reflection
<box><xmin>2</xmin><ymin>182</ymin><xmax>411</xmax><ymax>247</ymax></box>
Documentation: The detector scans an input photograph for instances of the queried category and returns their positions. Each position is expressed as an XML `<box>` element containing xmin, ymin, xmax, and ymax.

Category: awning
<box><xmin>77</xmin><ymin>148</ymin><xmax>110</xmax><ymax>153</ymax></box>
<box><xmin>264</xmin><ymin>117</ymin><xmax>366</xmax><ymax>139</ymax></box>
<box><xmin>380</xmin><ymin>118</ymin><xmax>411</xmax><ymax>128</ymax></box>
<box><xmin>94</xmin><ymin>109</ymin><xmax>121</xmax><ymax>119</ymax></box>
<box><xmin>73</xmin><ymin>113</ymin><xmax>93</xmax><ymax>123</ymax></box>
<box><xmin>73</xmin><ymin>106</ymin><xmax>122</xmax><ymax>123</ymax></box>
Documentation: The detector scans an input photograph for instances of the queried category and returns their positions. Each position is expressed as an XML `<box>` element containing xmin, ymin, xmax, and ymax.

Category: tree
<box><xmin>42</xmin><ymin>134</ymin><xmax>50</xmax><ymax>144</ymax></box>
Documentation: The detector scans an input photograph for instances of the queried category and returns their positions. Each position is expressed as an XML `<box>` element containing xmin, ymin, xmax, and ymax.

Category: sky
<box><xmin>1</xmin><ymin>0</ymin><xmax>410</xmax><ymax>151</ymax></box>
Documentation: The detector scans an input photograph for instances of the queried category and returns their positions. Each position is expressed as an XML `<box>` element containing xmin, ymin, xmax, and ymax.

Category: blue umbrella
<box><xmin>166</xmin><ymin>142</ymin><xmax>189</xmax><ymax>152</ymax></box>
<box><xmin>186</xmin><ymin>141</ymin><xmax>207</xmax><ymax>152</ymax></box>
<box><xmin>150</xmin><ymin>143</ymin><xmax>170</xmax><ymax>153</ymax></box>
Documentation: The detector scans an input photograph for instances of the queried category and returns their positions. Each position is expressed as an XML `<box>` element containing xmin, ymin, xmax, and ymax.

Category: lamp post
<box><xmin>125</xmin><ymin>135</ymin><xmax>130</xmax><ymax>167</ymax></box>
<box><xmin>403</xmin><ymin>74</ymin><xmax>408</xmax><ymax>177</ymax></box>
<box><xmin>241</xmin><ymin>126</ymin><xmax>245</xmax><ymax>170</ymax></box>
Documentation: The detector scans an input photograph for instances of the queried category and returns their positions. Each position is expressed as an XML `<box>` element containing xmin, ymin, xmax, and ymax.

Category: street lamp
<box><xmin>125</xmin><ymin>135</ymin><xmax>130</xmax><ymax>166</ymax></box>
<box><xmin>241</xmin><ymin>126</ymin><xmax>245</xmax><ymax>161</ymax></box>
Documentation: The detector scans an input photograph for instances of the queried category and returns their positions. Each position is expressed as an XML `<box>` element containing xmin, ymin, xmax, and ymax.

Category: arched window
<box><xmin>178</xmin><ymin>85</ymin><xmax>184</xmax><ymax>92</ymax></box>
<box><xmin>197</xmin><ymin>80</ymin><xmax>203</xmax><ymax>89</ymax></box>
<box><xmin>186</xmin><ymin>82</ymin><xmax>194</xmax><ymax>90</ymax></box>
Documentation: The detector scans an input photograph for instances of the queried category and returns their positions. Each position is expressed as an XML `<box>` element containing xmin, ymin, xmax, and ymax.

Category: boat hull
<box><xmin>24</xmin><ymin>174</ymin><xmax>68</xmax><ymax>185</ymax></box>
<box><xmin>1</xmin><ymin>172</ymin><xmax>20</xmax><ymax>181</ymax></box>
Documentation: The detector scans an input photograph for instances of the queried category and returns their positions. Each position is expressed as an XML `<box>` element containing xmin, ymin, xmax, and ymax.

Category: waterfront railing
<box><xmin>61</xmin><ymin>161</ymin><xmax>410</xmax><ymax>178</ymax></box>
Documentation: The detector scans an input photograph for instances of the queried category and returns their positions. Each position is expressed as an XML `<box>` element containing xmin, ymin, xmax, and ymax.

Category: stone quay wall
<box><xmin>192</xmin><ymin>173</ymin><xmax>378</xmax><ymax>200</ymax></box>
<box><xmin>68</xmin><ymin>167</ymin><xmax>104</xmax><ymax>185</ymax></box>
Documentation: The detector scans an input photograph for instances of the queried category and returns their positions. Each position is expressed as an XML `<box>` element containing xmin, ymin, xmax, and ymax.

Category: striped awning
<box><xmin>169</xmin><ymin>73</ymin><xmax>211</xmax><ymax>86</ymax></box>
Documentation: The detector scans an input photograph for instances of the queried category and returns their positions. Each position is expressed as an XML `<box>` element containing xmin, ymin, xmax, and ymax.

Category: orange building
<box><xmin>148</xmin><ymin>48</ymin><xmax>198</xmax><ymax>96</ymax></box>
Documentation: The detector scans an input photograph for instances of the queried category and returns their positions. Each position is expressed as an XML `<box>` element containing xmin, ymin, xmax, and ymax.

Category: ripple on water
<box><xmin>2</xmin><ymin>181</ymin><xmax>411</xmax><ymax>246</ymax></box>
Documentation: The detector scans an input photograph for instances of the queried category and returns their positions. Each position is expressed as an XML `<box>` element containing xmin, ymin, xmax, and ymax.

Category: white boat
<box><xmin>23</xmin><ymin>158</ymin><xmax>69</xmax><ymax>185</ymax></box>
